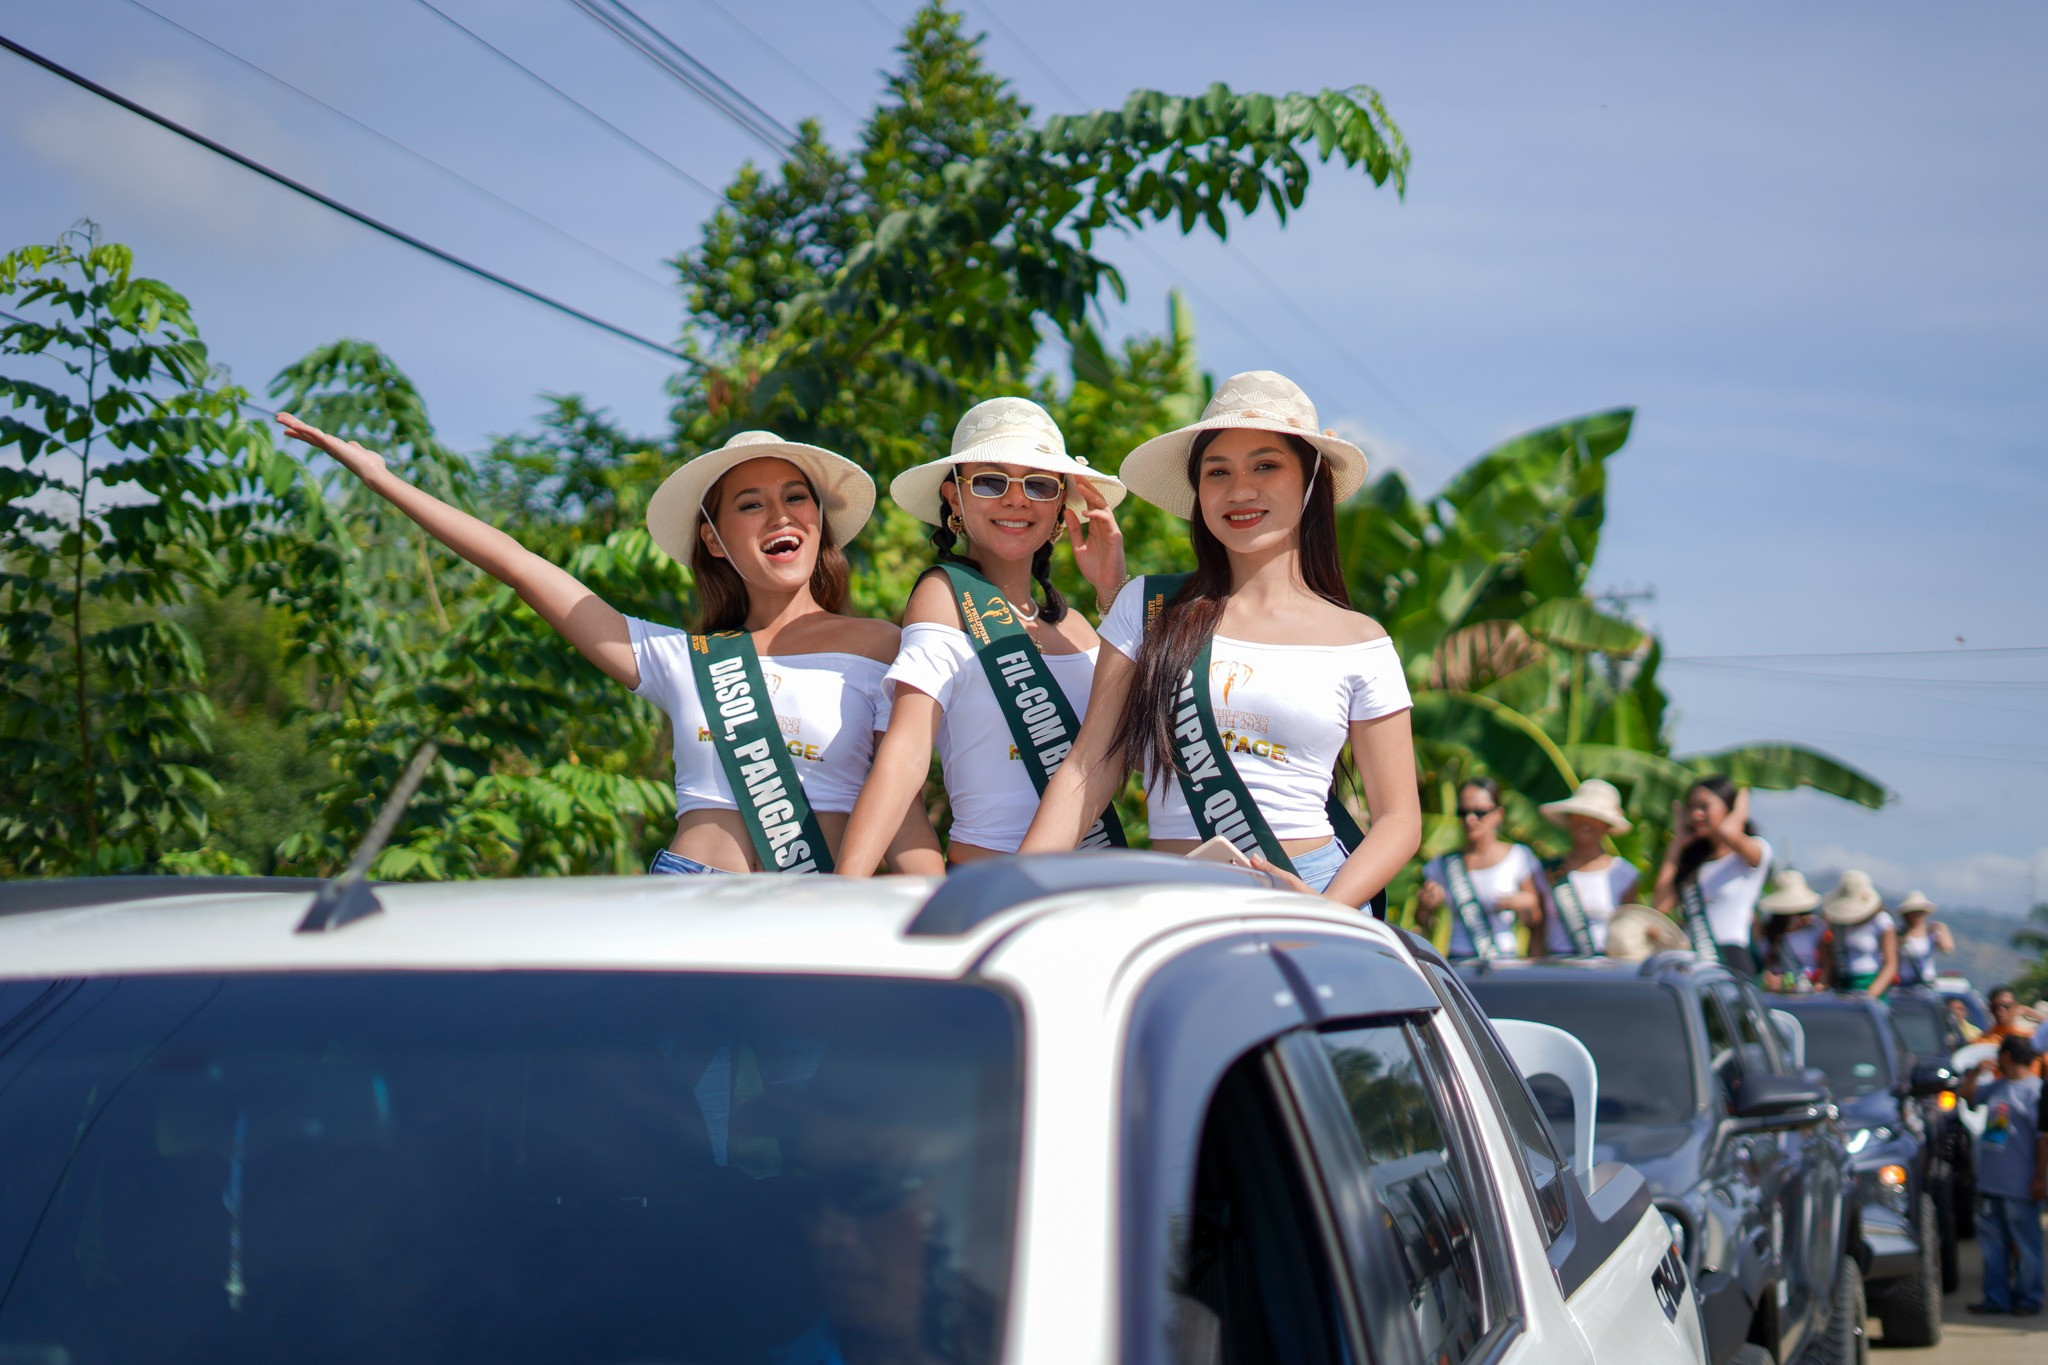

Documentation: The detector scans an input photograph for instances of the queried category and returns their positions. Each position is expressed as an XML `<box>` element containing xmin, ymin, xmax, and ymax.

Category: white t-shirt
<box><xmin>1836</xmin><ymin>910</ymin><xmax>1897</xmax><ymax>980</ymax></box>
<box><xmin>885</xmin><ymin>622</ymin><xmax>1096</xmax><ymax>853</ymax></box>
<box><xmin>628</xmin><ymin>617</ymin><xmax>891</xmax><ymax>818</ymax></box>
<box><xmin>1097</xmin><ymin>579</ymin><xmax>1413</xmax><ymax>841</ymax></box>
<box><xmin>1543</xmin><ymin>859</ymin><xmax>1640</xmax><ymax>953</ymax></box>
<box><xmin>1690</xmin><ymin>840</ymin><xmax>1773</xmax><ymax>947</ymax></box>
<box><xmin>1425</xmin><ymin>845</ymin><xmax>1544</xmax><ymax>959</ymax></box>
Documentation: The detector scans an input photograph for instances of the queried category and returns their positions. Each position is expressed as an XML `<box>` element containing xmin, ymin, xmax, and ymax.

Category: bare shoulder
<box><xmin>1319</xmin><ymin>603</ymin><xmax>1391</xmax><ymax>645</ymax></box>
<box><xmin>901</xmin><ymin>570</ymin><xmax>963</xmax><ymax>628</ymax></box>
<box><xmin>832</xmin><ymin>613</ymin><xmax>903</xmax><ymax>665</ymax></box>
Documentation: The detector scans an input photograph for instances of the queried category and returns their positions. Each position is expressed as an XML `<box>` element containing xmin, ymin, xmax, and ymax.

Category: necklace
<box><xmin>1010</xmin><ymin>594</ymin><xmax>1040</xmax><ymax>622</ymax></box>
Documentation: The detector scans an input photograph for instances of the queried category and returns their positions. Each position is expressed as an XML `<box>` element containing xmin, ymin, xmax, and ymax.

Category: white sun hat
<box><xmin>646</xmin><ymin>430</ymin><xmax>876</xmax><ymax>564</ymax></box>
<box><xmin>1604</xmin><ymin>905</ymin><xmax>1689</xmax><ymax>961</ymax></box>
<box><xmin>1116</xmin><ymin>370</ymin><xmax>1369</xmax><ymax>520</ymax></box>
<box><xmin>1538</xmin><ymin>778</ymin><xmax>1632</xmax><ymax>835</ymax></box>
<box><xmin>1895</xmin><ymin>890</ymin><xmax>1937</xmax><ymax>915</ymax></box>
<box><xmin>1757</xmin><ymin>869</ymin><xmax>1822</xmax><ymax>917</ymax></box>
<box><xmin>1820</xmin><ymin>869</ymin><xmax>1885</xmax><ymax>927</ymax></box>
<box><xmin>888</xmin><ymin>396</ymin><xmax>1126</xmax><ymax>526</ymax></box>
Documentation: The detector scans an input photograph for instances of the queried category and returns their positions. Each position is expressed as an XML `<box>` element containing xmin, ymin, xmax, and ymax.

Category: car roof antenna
<box><xmin>295</xmin><ymin>741</ymin><xmax>439</xmax><ymax>935</ymax></box>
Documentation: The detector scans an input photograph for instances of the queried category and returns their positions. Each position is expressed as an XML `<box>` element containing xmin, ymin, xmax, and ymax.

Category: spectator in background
<box><xmin>1822</xmin><ymin>870</ymin><xmax>1899</xmax><ymax>997</ymax></box>
<box><xmin>1988</xmin><ymin>986</ymin><xmax>2045</xmax><ymax>1042</ymax></box>
<box><xmin>1418</xmin><ymin>777</ymin><xmax>1546</xmax><ymax>960</ymax></box>
<box><xmin>1653</xmin><ymin>777</ymin><xmax>1770</xmax><ymax>976</ymax></box>
<box><xmin>1537</xmin><ymin>778</ymin><xmax>1638</xmax><ymax>956</ymax></box>
<box><xmin>1894</xmin><ymin>891</ymin><xmax>1953</xmax><ymax>990</ymax></box>
<box><xmin>1950</xmin><ymin>997</ymin><xmax>1984</xmax><ymax>1043</ymax></box>
<box><xmin>1959</xmin><ymin>1035</ymin><xmax>2044</xmax><ymax>1316</ymax></box>
<box><xmin>1757</xmin><ymin>871</ymin><xmax>1826</xmax><ymax>993</ymax></box>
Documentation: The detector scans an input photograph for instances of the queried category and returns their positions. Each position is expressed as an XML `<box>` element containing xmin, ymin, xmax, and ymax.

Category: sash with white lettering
<box><xmin>1441</xmin><ymin>852</ymin><xmax>1502</xmax><ymax>961</ymax></box>
<box><xmin>1676</xmin><ymin>875</ymin><xmax>1720</xmax><ymax>958</ymax></box>
<box><xmin>935</xmin><ymin>564</ymin><xmax>1124</xmax><ymax>849</ymax></box>
<box><xmin>686</xmin><ymin>631</ymin><xmax>832</xmax><ymax>874</ymax></box>
<box><xmin>1547</xmin><ymin>867</ymin><xmax>1599</xmax><ymax>956</ymax></box>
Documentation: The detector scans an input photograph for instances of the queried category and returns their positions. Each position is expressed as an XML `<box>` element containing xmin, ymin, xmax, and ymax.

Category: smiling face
<box><xmin>1192</xmin><ymin>428</ymin><xmax>1311</xmax><ymax>552</ymax></box>
<box><xmin>940</xmin><ymin>461</ymin><xmax>1063</xmax><ymax>564</ymax></box>
<box><xmin>1565</xmin><ymin>812</ymin><xmax>1610</xmax><ymax>854</ymax></box>
<box><xmin>1684</xmin><ymin>786</ymin><xmax>1728</xmax><ymax>837</ymax></box>
<box><xmin>699</xmin><ymin>456</ymin><xmax>824</xmax><ymax>590</ymax></box>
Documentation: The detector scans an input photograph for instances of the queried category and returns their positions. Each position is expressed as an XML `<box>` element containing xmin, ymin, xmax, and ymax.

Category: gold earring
<box><xmin>1049</xmin><ymin>520</ymin><xmax>1067</xmax><ymax>545</ymax></box>
<box><xmin>946</xmin><ymin>512</ymin><xmax>965</xmax><ymax>536</ymax></box>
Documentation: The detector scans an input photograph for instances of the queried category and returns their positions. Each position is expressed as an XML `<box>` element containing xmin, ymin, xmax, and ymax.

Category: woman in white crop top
<box><xmin>838</xmin><ymin>398</ymin><xmax>1130</xmax><ymax>872</ymax></box>
<box><xmin>1417</xmin><ymin>777</ymin><xmax>1547</xmax><ymax>958</ymax></box>
<box><xmin>1019</xmin><ymin>371</ymin><xmax>1421</xmax><ymax>905</ymax></box>
<box><xmin>276</xmin><ymin>416</ymin><xmax>941</xmax><ymax>876</ymax></box>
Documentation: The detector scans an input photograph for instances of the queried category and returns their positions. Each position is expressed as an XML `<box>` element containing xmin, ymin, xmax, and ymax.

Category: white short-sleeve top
<box><xmin>1424</xmin><ymin>845</ymin><xmax>1544</xmax><ymax>958</ymax></box>
<box><xmin>1097</xmin><ymin>579</ymin><xmax>1413</xmax><ymax>842</ymax></box>
<box><xmin>884</xmin><ymin>622</ymin><xmax>1096</xmax><ymax>853</ymax></box>
<box><xmin>627</xmin><ymin>617</ymin><xmax>891</xmax><ymax>818</ymax></box>
<box><xmin>1691</xmin><ymin>840</ymin><xmax>1774</xmax><ymax>946</ymax></box>
<box><xmin>1542</xmin><ymin>858</ymin><xmax>1641</xmax><ymax>953</ymax></box>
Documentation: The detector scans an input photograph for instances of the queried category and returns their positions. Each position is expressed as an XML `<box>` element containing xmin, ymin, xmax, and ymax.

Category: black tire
<box><xmin>1801</xmin><ymin>1253</ymin><xmax>1867</xmax><ymax>1365</ymax></box>
<box><xmin>1952</xmin><ymin>1166</ymin><xmax>1976</xmax><ymax>1241</ymax></box>
<box><xmin>1934</xmin><ymin>1178</ymin><xmax>1960</xmax><ymax>1293</ymax></box>
<box><xmin>1873</xmin><ymin>1195</ymin><xmax>1943</xmax><ymax>1348</ymax></box>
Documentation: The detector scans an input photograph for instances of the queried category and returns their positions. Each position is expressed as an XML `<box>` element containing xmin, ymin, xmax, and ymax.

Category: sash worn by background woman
<box><xmin>1440</xmin><ymin>852</ymin><xmax>1501</xmax><ymax>962</ymax></box>
<box><xmin>1675</xmin><ymin>876</ymin><xmax>1719</xmax><ymax>959</ymax></box>
<box><xmin>1547</xmin><ymin>866</ymin><xmax>1598</xmax><ymax>956</ymax></box>
<box><xmin>938</xmin><ymin>563</ymin><xmax>1124</xmax><ymax>849</ymax></box>
<box><xmin>1143</xmin><ymin>576</ymin><xmax>1380</xmax><ymax>915</ymax></box>
<box><xmin>687</xmin><ymin>632</ymin><xmax>834</xmax><ymax>874</ymax></box>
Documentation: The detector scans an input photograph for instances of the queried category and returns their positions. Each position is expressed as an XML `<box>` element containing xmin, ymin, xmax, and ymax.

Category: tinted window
<box><xmin>1712</xmin><ymin>982</ymin><xmax>1783</xmax><ymax>1076</ymax></box>
<box><xmin>1783</xmin><ymin>1006</ymin><xmax>1894</xmax><ymax>1097</ymax></box>
<box><xmin>0</xmin><ymin>973</ymin><xmax>1019</xmax><ymax>1365</ymax></box>
<box><xmin>1464</xmin><ymin>981</ymin><xmax>1697</xmax><ymax>1129</ymax></box>
<box><xmin>1888</xmin><ymin>997</ymin><xmax>1945</xmax><ymax>1059</ymax></box>
<box><xmin>1320</xmin><ymin>1024</ymin><xmax>1490</xmax><ymax>1365</ymax></box>
<box><xmin>1431</xmin><ymin>967</ymin><xmax>1569</xmax><ymax>1240</ymax></box>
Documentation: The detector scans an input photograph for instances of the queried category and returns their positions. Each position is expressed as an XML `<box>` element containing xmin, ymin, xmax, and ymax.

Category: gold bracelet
<box><xmin>1094</xmin><ymin>574</ymin><xmax>1128</xmax><ymax>615</ymax></box>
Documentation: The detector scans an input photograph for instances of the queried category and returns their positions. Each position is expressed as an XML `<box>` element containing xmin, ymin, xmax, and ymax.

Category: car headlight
<box><xmin>1845</xmin><ymin>1125</ymin><xmax>1893</xmax><ymax>1155</ymax></box>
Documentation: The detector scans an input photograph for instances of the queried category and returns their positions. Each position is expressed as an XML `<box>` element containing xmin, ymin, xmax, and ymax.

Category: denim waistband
<box><xmin>650</xmin><ymin>849</ymin><xmax>730</xmax><ymax>876</ymax></box>
<box><xmin>1290</xmin><ymin>838</ymin><xmax>1348</xmax><ymax>893</ymax></box>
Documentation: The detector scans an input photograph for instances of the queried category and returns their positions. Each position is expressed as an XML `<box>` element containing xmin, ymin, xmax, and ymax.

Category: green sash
<box><xmin>1548</xmin><ymin>868</ymin><xmax>1599</xmax><ymax>956</ymax></box>
<box><xmin>935</xmin><ymin>564</ymin><xmax>1125</xmax><ymax>850</ymax></box>
<box><xmin>686</xmin><ymin>631</ymin><xmax>833</xmax><ymax>874</ymax></box>
<box><xmin>1676</xmin><ymin>876</ymin><xmax>1719</xmax><ymax>958</ymax></box>
<box><xmin>1143</xmin><ymin>575</ymin><xmax>1367</xmax><ymax>880</ymax></box>
<box><xmin>1442</xmin><ymin>852</ymin><xmax>1503</xmax><ymax>961</ymax></box>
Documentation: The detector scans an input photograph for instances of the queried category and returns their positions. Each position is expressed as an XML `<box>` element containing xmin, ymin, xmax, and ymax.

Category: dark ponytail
<box><xmin>929</xmin><ymin>473</ymin><xmax>1068</xmax><ymax>624</ymax></box>
<box><xmin>1114</xmin><ymin>429</ymin><xmax>1348</xmax><ymax>782</ymax></box>
<box><xmin>1675</xmin><ymin>774</ymin><xmax>1756</xmax><ymax>884</ymax></box>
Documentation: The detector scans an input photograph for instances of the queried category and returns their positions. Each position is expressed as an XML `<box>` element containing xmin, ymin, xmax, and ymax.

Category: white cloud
<box><xmin>1327</xmin><ymin>416</ymin><xmax>1445</xmax><ymax>496</ymax></box>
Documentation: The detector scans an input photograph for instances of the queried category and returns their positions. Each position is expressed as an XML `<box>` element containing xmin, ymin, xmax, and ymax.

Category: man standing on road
<box><xmin>1960</xmin><ymin>1035</ymin><xmax>2045</xmax><ymax>1316</ymax></box>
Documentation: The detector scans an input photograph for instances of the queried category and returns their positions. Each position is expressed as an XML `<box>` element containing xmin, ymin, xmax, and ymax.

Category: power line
<box><xmin>694</xmin><ymin>0</ymin><xmax>860</xmax><ymax>119</ymax></box>
<box><xmin>0</xmin><ymin>33</ymin><xmax>690</xmax><ymax>364</ymax></box>
<box><xmin>408</xmin><ymin>0</ymin><xmax>718</xmax><ymax>202</ymax></box>
<box><xmin>564</xmin><ymin>0</ymin><xmax>801</xmax><ymax>159</ymax></box>
<box><xmin>1669</xmin><ymin>646</ymin><xmax>2048</xmax><ymax>662</ymax></box>
<box><xmin>117</xmin><ymin>0</ymin><xmax>669</xmax><ymax>292</ymax></box>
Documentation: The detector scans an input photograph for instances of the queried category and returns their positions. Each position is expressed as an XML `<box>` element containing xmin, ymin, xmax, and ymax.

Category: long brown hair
<box><xmin>689</xmin><ymin>467</ymin><xmax>850</xmax><ymax>631</ymax></box>
<box><xmin>1114</xmin><ymin>429</ymin><xmax>1350</xmax><ymax>781</ymax></box>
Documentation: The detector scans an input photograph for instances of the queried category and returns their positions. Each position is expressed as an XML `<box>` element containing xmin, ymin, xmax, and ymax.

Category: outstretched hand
<box><xmin>1064</xmin><ymin>478</ymin><xmax>1126</xmax><ymax>603</ymax></box>
<box><xmin>1249</xmin><ymin>852</ymin><xmax>1318</xmax><ymax>898</ymax></box>
<box><xmin>277</xmin><ymin>412</ymin><xmax>387</xmax><ymax>480</ymax></box>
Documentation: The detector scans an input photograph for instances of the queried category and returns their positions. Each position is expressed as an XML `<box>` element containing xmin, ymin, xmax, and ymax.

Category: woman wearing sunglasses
<box><xmin>837</xmin><ymin>397</ymin><xmax>1130</xmax><ymax>873</ymax></box>
<box><xmin>1017</xmin><ymin>372</ymin><xmax>1420</xmax><ymax>906</ymax></box>
<box><xmin>1416</xmin><ymin>777</ymin><xmax>1547</xmax><ymax>958</ymax></box>
<box><xmin>274</xmin><ymin>415</ymin><xmax>942</xmax><ymax>878</ymax></box>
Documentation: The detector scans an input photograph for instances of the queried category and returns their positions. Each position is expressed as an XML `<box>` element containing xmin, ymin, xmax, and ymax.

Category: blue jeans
<box><xmin>1290</xmin><ymin>839</ymin><xmax>1348</xmax><ymax>894</ymax></box>
<box><xmin>1976</xmin><ymin>1194</ymin><xmax>2045</xmax><ymax>1311</ymax></box>
<box><xmin>650</xmin><ymin>849</ymin><xmax>729</xmax><ymax>876</ymax></box>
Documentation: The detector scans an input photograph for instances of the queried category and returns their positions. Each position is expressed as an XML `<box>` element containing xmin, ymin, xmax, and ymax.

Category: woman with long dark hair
<box><xmin>276</xmin><ymin>416</ymin><xmax>941</xmax><ymax>877</ymax></box>
<box><xmin>838</xmin><ymin>397</ymin><xmax>1128</xmax><ymax>873</ymax></box>
<box><xmin>1018</xmin><ymin>372</ymin><xmax>1421</xmax><ymax>904</ymax></box>
<box><xmin>1416</xmin><ymin>777</ymin><xmax>1547</xmax><ymax>959</ymax></box>
<box><xmin>1653</xmin><ymin>775</ymin><xmax>1770</xmax><ymax>974</ymax></box>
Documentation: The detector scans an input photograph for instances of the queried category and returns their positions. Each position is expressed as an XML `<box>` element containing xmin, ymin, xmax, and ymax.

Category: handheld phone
<box><xmin>1186</xmin><ymin>835</ymin><xmax>1254</xmax><ymax>868</ymax></box>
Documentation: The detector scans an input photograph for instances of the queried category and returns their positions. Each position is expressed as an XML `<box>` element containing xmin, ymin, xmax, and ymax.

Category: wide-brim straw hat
<box><xmin>1758</xmin><ymin>869</ymin><xmax>1822</xmax><ymax>918</ymax></box>
<box><xmin>646</xmin><ymin>430</ymin><xmax>875</xmax><ymax>564</ymax></box>
<box><xmin>889</xmin><ymin>396</ymin><xmax>1125</xmax><ymax>526</ymax></box>
<box><xmin>1821</xmin><ymin>869</ymin><xmax>1885</xmax><ymax>926</ymax></box>
<box><xmin>1895</xmin><ymin>890</ymin><xmax>1937</xmax><ymax>916</ymax></box>
<box><xmin>1117</xmin><ymin>370</ymin><xmax>1369</xmax><ymax>520</ymax></box>
<box><xmin>1539</xmin><ymin>778</ymin><xmax>1632</xmax><ymax>835</ymax></box>
<box><xmin>1606</xmin><ymin>905</ymin><xmax>1690</xmax><ymax>961</ymax></box>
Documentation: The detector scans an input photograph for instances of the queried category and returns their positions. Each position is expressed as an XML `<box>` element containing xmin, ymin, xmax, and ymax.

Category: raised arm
<box><xmin>278</xmin><ymin>413</ymin><xmax>637</xmax><ymax>689</ymax></box>
<box><xmin>1317</xmin><ymin>711</ymin><xmax>1422</xmax><ymax>910</ymax></box>
<box><xmin>1720</xmin><ymin>787</ymin><xmax>1767</xmax><ymax>867</ymax></box>
<box><xmin>1018</xmin><ymin>645</ymin><xmax>1137</xmax><ymax>851</ymax></box>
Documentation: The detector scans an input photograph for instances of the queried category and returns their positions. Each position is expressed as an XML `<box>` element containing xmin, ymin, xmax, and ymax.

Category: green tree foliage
<box><xmin>2012</xmin><ymin>904</ymin><xmax>2048</xmax><ymax>1002</ymax></box>
<box><xmin>0</xmin><ymin>229</ymin><xmax>274</xmax><ymax>874</ymax></box>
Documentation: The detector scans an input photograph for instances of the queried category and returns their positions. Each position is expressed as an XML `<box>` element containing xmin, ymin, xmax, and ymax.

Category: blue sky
<box><xmin>5</xmin><ymin>0</ymin><xmax>2044</xmax><ymax>911</ymax></box>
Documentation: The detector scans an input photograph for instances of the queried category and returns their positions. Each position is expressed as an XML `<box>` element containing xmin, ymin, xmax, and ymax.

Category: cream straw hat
<box><xmin>1895</xmin><ymin>890</ymin><xmax>1937</xmax><ymax>915</ymax></box>
<box><xmin>1116</xmin><ymin>370</ymin><xmax>1369</xmax><ymax>520</ymax></box>
<box><xmin>646</xmin><ymin>430</ymin><xmax>875</xmax><ymax>564</ymax></box>
<box><xmin>1757</xmin><ymin>869</ymin><xmax>1822</xmax><ymax>918</ymax></box>
<box><xmin>888</xmin><ymin>396</ymin><xmax>1125</xmax><ymax>525</ymax></box>
<box><xmin>1820</xmin><ymin>869</ymin><xmax>1885</xmax><ymax>927</ymax></box>
<box><xmin>1605</xmin><ymin>905</ymin><xmax>1690</xmax><ymax>961</ymax></box>
<box><xmin>1539</xmin><ymin>778</ymin><xmax>1632</xmax><ymax>835</ymax></box>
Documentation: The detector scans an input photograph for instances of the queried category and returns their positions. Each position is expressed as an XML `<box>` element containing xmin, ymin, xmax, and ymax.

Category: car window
<box><xmin>1175</xmin><ymin>1051</ymin><xmax>1353</xmax><ymax>1365</ymax></box>
<box><xmin>1782</xmin><ymin>1006</ymin><xmax>1894</xmax><ymax>1097</ymax></box>
<box><xmin>0</xmin><ymin>972</ymin><xmax>1020</xmax><ymax>1365</ymax></box>
<box><xmin>1888</xmin><ymin>997</ymin><xmax>1945</xmax><ymax>1059</ymax></box>
<box><xmin>1712</xmin><ymin>982</ymin><xmax>1782</xmax><ymax>1077</ymax></box>
<box><xmin>1428</xmin><ymin>966</ymin><xmax>1570</xmax><ymax>1242</ymax></box>
<box><xmin>1317</xmin><ymin>1021</ymin><xmax>1496</xmax><ymax>1365</ymax></box>
<box><xmin>1464</xmin><ymin>980</ymin><xmax>1698</xmax><ymax>1132</ymax></box>
<box><xmin>1700</xmin><ymin>988</ymin><xmax>1742</xmax><ymax>1103</ymax></box>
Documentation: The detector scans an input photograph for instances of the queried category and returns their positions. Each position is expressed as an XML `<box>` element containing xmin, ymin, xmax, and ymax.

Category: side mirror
<box><xmin>1909</xmin><ymin>1059</ymin><xmax>1958</xmax><ymax>1097</ymax></box>
<box><xmin>1731</xmin><ymin>1070</ymin><xmax>1826</xmax><ymax>1125</ymax></box>
<box><xmin>1770</xmin><ymin>1010</ymin><xmax>1805</xmax><ymax>1070</ymax></box>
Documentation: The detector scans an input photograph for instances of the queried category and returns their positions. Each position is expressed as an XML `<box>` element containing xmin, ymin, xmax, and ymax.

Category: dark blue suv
<box><xmin>1464</xmin><ymin>952</ymin><xmax>1860</xmax><ymax>1365</ymax></box>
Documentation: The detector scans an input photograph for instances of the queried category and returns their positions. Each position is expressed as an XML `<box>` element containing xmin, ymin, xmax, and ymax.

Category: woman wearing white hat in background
<box><xmin>1536</xmin><ymin>778</ymin><xmax>1638</xmax><ymax>956</ymax></box>
<box><xmin>1822</xmin><ymin>868</ymin><xmax>1899</xmax><ymax>997</ymax></box>
<box><xmin>1894</xmin><ymin>891</ymin><xmax>1954</xmax><ymax>990</ymax></box>
<box><xmin>1417</xmin><ymin>777</ymin><xmax>1547</xmax><ymax>959</ymax></box>
<box><xmin>1019</xmin><ymin>371</ymin><xmax>1421</xmax><ymax>905</ymax></box>
<box><xmin>276</xmin><ymin>415</ymin><xmax>942</xmax><ymax>878</ymax></box>
<box><xmin>1653</xmin><ymin>775</ymin><xmax>1771</xmax><ymax>975</ymax></box>
<box><xmin>1756</xmin><ymin>870</ymin><xmax>1826</xmax><ymax>993</ymax></box>
<box><xmin>838</xmin><ymin>398</ymin><xmax>1129</xmax><ymax>874</ymax></box>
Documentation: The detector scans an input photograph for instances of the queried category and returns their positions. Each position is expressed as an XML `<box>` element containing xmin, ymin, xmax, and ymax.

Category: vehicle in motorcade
<box><xmin>1461</xmin><ymin>952</ymin><xmax>1866</xmax><ymax>1365</ymax></box>
<box><xmin>1883</xmin><ymin>988</ymin><xmax>1975</xmax><ymax>1280</ymax></box>
<box><xmin>0</xmin><ymin>855</ymin><xmax>1708</xmax><ymax>1365</ymax></box>
<box><xmin>1775</xmin><ymin>993</ymin><xmax>1957</xmax><ymax>1346</ymax></box>
<box><xmin>1936</xmin><ymin>976</ymin><xmax>1989</xmax><ymax>1035</ymax></box>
